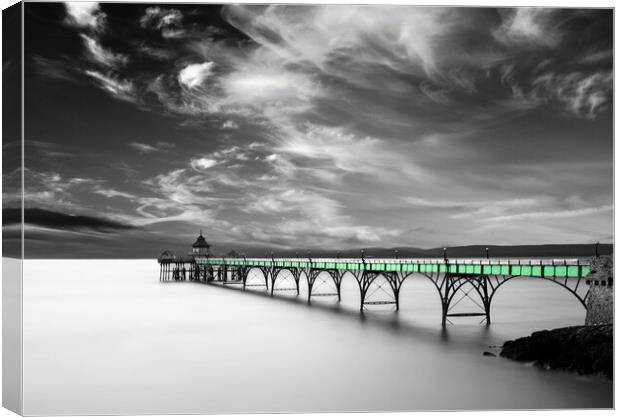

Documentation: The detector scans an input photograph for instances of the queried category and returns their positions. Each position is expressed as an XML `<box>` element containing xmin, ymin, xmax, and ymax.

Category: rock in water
<box><xmin>482</xmin><ymin>351</ymin><xmax>497</xmax><ymax>357</ymax></box>
<box><xmin>500</xmin><ymin>325</ymin><xmax>612</xmax><ymax>379</ymax></box>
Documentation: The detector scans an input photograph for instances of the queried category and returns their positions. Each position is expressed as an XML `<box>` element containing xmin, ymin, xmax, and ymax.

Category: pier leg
<box><xmin>359</xmin><ymin>272</ymin><xmax>367</xmax><ymax>312</ymax></box>
<box><xmin>441</xmin><ymin>304</ymin><xmax>448</xmax><ymax>326</ymax></box>
<box><xmin>307</xmin><ymin>282</ymin><xmax>313</xmax><ymax>303</ymax></box>
<box><xmin>482</xmin><ymin>276</ymin><xmax>491</xmax><ymax>326</ymax></box>
<box><xmin>441</xmin><ymin>274</ymin><xmax>450</xmax><ymax>327</ymax></box>
<box><xmin>270</xmin><ymin>271</ymin><xmax>275</xmax><ymax>296</ymax></box>
<box><xmin>394</xmin><ymin>287</ymin><xmax>400</xmax><ymax>311</ymax></box>
<box><xmin>359</xmin><ymin>283</ymin><xmax>367</xmax><ymax>312</ymax></box>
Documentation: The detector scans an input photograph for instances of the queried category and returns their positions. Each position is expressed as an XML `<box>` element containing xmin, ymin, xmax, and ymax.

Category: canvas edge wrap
<box><xmin>2</xmin><ymin>1</ymin><xmax>24</xmax><ymax>415</ymax></box>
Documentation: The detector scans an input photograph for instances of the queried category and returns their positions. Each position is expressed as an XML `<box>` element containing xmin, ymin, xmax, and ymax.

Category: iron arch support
<box><xmin>488</xmin><ymin>275</ymin><xmax>589</xmax><ymax>311</ymax></box>
<box><xmin>270</xmin><ymin>268</ymin><xmax>299</xmax><ymax>295</ymax></box>
<box><xmin>243</xmin><ymin>267</ymin><xmax>268</xmax><ymax>291</ymax></box>
<box><xmin>358</xmin><ymin>272</ymin><xmax>402</xmax><ymax>312</ymax></box>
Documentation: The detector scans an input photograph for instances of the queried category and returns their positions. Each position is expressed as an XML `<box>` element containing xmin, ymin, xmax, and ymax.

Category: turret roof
<box><xmin>192</xmin><ymin>231</ymin><xmax>210</xmax><ymax>248</ymax></box>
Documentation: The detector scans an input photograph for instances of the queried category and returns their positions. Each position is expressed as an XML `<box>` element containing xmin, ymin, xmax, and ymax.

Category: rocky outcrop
<box><xmin>500</xmin><ymin>325</ymin><xmax>612</xmax><ymax>379</ymax></box>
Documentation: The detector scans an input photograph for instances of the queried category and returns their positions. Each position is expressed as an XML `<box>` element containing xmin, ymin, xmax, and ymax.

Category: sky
<box><xmin>2</xmin><ymin>3</ymin><xmax>614</xmax><ymax>258</ymax></box>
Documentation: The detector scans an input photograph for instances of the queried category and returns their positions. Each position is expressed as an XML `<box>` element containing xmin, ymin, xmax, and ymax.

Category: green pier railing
<box><xmin>194</xmin><ymin>258</ymin><xmax>591</xmax><ymax>278</ymax></box>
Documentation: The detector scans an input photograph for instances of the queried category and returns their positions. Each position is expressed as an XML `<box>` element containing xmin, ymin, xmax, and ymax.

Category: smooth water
<box><xmin>22</xmin><ymin>260</ymin><xmax>612</xmax><ymax>415</ymax></box>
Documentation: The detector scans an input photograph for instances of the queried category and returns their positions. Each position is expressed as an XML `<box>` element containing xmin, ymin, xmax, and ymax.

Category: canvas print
<box><xmin>2</xmin><ymin>2</ymin><xmax>614</xmax><ymax>415</ymax></box>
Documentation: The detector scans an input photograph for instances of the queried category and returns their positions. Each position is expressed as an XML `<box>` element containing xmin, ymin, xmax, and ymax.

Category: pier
<box><xmin>156</xmin><ymin>232</ymin><xmax>612</xmax><ymax>326</ymax></box>
<box><xmin>158</xmin><ymin>241</ymin><xmax>605</xmax><ymax>326</ymax></box>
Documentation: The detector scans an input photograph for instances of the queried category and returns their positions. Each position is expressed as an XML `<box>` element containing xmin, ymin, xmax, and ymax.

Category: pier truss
<box><xmin>162</xmin><ymin>257</ymin><xmax>594</xmax><ymax>326</ymax></box>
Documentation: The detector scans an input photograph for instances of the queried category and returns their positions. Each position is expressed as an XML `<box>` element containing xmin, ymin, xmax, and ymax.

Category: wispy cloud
<box><xmin>272</xmin><ymin>124</ymin><xmax>429</xmax><ymax>184</ymax></box>
<box><xmin>64</xmin><ymin>2</ymin><xmax>106</xmax><ymax>32</ymax></box>
<box><xmin>140</xmin><ymin>6</ymin><xmax>183</xmax><ymax>30</ymax></box>
<box><xmin>32</xmin><ymin>55</ymin><xmax>78</xmax><ymax>83</ymax></box>
<box><xmin>93</xmin><ymin>188</ymin><xmax>137</xmax><ymax>200</ymax></box>
<box><xmin>84</xmin><ymin>70</ymin><xmax>135</xmax><ymax>102</ymax></box>
<box><xmin>486</xmin><ymin>205</ymin><xmax>613</xmax><ymax>222</ymax></box>
<box><xmin>80</xmin><ymin>34</ymin><xmax>128</xmax><ymax>68</ymax></box>
<box><xmin>580</xmin><ymin>49</ymin><xmax>613</xmax><ymax>64</ymax></box>
<box><xmin>128</xmin><ymin>141</ymin><xmax>174</xmax><ymax>154</ymax></box>
<box><xmin>136</xmin><ymin>43</ymin><xmax>175</xmax><ymax>61</ymax></box>
<box><xmin>494</xmin><ymin>8</ymin><xmax>560</xmax><ymax>47</ymax></box>
<box><xmin>533</xmin><ymin>71</ymin><xmax>613</xmax><ymax>119</ymax></box>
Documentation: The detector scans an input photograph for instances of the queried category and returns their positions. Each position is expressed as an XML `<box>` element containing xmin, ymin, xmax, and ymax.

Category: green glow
<box><xmin>190</xmin><ymin>258</ymin><xmax>591</xmax><ymax>279</ymax></box>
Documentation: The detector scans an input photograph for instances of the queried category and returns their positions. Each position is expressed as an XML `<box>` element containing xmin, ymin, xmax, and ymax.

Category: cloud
<box><xmin>134</xmin><ymin>168</ymin><xmax>234</xmax><ymax>228</ymax></box>
<box><xmin>140</xmin><ymin>7</ymin><xmax>183</xmax><ymax>29</ymax></box>
<box><xmin>129</xmin><ymin>142</ymin><xmax>158</xmax><ymax>153</ymax></box>
<box><xmin>403</xmin><ymin>196</ymin><xmax>548</xmax><ymax>220</ymax></box>
<box><xmin>93</xmin><ymin>188</ymin><xmax>136</xmax><ymax>199</ymax></box>
<box><xmin>4</xmin><ymin>208</ymin><xmax>135</xmax><ymax>232</ymax></box>
<box><xmin>221</xmin><ymin>120</ymin><xmax>239</xmax><ymax>129</ymax></box>
<box><xmin>136</xmin><ymin>43</ymin><xmax>174</xmax><ymax>60</ymax></box>
<box><xmin>14</xmin><ymin>169</ymin><xmax>104</xmax><ymax>211</ymax></box>
<box><xmin>190</xmin><ymin>157</ymin><xmax>218</xmax><ymax>171</ymax></box>
<box><xmin>494</xmin><ymin>8</ymin><xmax>560</xmax><ymax>47</ymax></box>
<box><xmin>220</xmin><ymin>68</ymin><xmax>319</xmax><ymax>114</ymax></box>
<box><xmin>533</xmin><ymin>71</ymin><xmax>613</xmax><ymax>119</ymax></box>
<box><xmin>128</xmin><ymin>141</ymin><xmax>174</xmax><ymax>154</ymax></box>
<box><xmin>580</xmin><ymin>49</ymin><xmax>613</xmax><ymax>64</ymax></box>
<box><xmin>80</xmin><ymin>34</ymin><xmax>128</xmax><ymax>68</ymax></box>
<box><xmin>486</xmin><ymin>205</ymin><xmax>613</xmax><ymax>222</ymax></box>
<box><xmin>239</xmin><ymin>187</ymin><xmax>400</xmax><ymax>247</ymax></box>
<box><xmin>403</xmin><ymin>197</ymin><xmax>469</xmax><ymax>209</ymax></box>
<box><xmin>64</xmin><ymin>2</ymin><xmax>106</xmax><ymax>32</ymax></box>
<box><xmin>26</xmin><ymin>140</ymin><xmax>75</xmax><ymax>158</ymax></box>
<box><xmin>84</xmin><ymin>70</ymin><xmax>135</xmax><ymax>102</ymax></box>
<box><xmin>32</xmin><ymin>55</ymin><xmax>78</xmax><ymax>82</ymax></box>
<box><xmin>273</xmin><ymin>124</ymin><xmax>428</xmax><ymax>183</ymax></box>
<box><xmin>140</xmin><ymin>6</ymin><xmax>184</xmax><ymax>38</ymax></box>
<box><xmin>178</xmin><ymin>62</ymin><xmax>215</xmax><ymax>89</ymax></box>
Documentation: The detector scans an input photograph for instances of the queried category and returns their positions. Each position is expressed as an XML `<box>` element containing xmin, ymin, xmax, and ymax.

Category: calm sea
<box><xmin>22</xmin><ymin>259</ymin><xmax>612</xmax><ymax>415</ymax></box>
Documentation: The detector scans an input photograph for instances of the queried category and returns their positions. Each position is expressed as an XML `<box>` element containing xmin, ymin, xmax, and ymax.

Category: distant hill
<box><xmin>213</xmin><ymin>243</ymin><xmax>612</xmax><ymax>259</ymax></box>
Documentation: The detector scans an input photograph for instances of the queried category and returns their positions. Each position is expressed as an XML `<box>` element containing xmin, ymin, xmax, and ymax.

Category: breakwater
<box><xmin>500</xmin><ymin>325</ymin><xmax>613</xmax><ymax>379</ymax></box>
